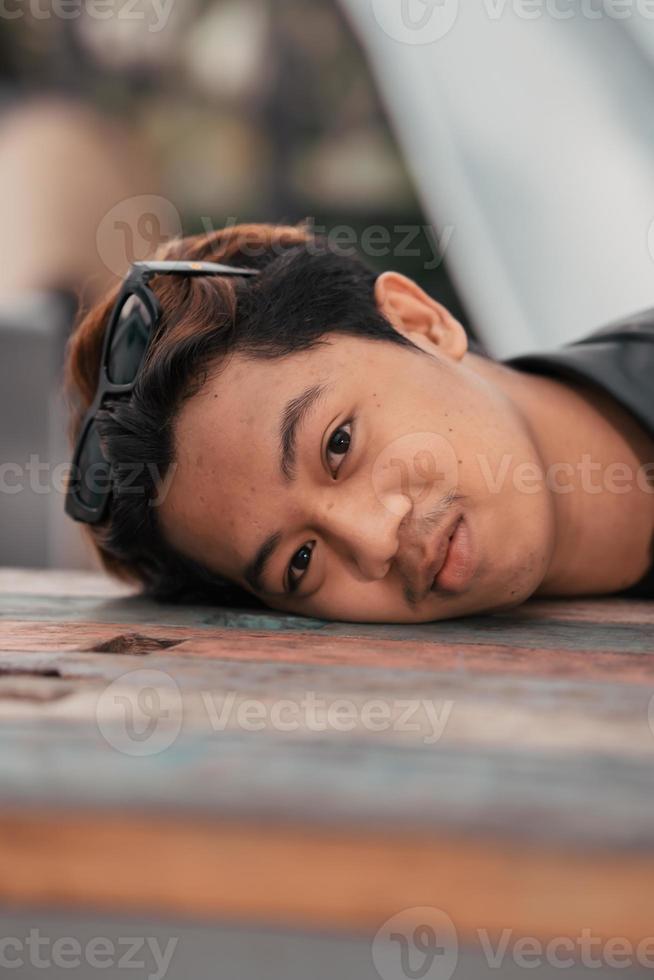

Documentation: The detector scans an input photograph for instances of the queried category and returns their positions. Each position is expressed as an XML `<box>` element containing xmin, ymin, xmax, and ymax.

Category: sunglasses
<box><xmin>64</xmin><ymin>259</ymin><xmax>259</xmax><ymax>525</ymax></box>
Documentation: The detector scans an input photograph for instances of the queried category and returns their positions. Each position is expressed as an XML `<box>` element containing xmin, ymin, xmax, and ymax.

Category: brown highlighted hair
<box><xmin>65</xmin><ymin>222</ymin><xmax>417</xmax><ymax>605</ymax></box>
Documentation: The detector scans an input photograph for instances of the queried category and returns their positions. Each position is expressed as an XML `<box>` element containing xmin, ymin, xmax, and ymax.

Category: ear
<box><xmin>374</xmin><ymin>270</ymin><xmax>468</xmax><ymax>362</ymax></box>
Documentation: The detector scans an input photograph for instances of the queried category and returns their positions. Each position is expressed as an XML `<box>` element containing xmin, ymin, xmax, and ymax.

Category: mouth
<box><xmin>425</xmin><ymin>512</ymin><xmax>477</xmax><ymax>596</ymax></box>
<box><xmin>418</xmin><ymin>511</ymin><xmax>460</xmax><ymax>595</ymax></box>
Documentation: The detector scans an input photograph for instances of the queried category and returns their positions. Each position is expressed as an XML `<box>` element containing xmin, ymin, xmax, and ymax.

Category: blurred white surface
<box><xmin>341</xmin><ymin>1</ymin><xmax>654</xmax><ymax>357</ymax></box>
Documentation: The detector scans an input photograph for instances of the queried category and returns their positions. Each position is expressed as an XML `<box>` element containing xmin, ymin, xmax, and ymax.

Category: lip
<box><xmin>430</xmin><ymin>513</ymin><xmax>477</xmax><ymax>594</ymax></box>
<box><xmin>420</xmin><ymin>510</ymin><xmax>463</xmax><ymax>595</ymax></box>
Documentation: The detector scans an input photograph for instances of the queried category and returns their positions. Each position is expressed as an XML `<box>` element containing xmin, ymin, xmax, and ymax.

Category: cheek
<box><xmin>451</xmin><ymin>381</ymin><xmax>541</xmax><ymax>498</ymax></box>
<box><xmin>371</xmin><ymin>429</ymin><xmax>461</xmax><ymax>505</ymax></box>
<box><xmin>262</xmin><ymin>569</ymin><xmax>402</xmax><ymax>622</ymax></box>
<box><xmin>468</xmin><ymin>437</ymin><xmax>556</xmax><ymax>600</ymax></box>
<box><xmin>440</xmin><ymin>391</ymin><xmax>555</xmax><ymax>594</ymax></box>
<box><xmin>271</xmin><ymin>576</ymin><xmax>483</xmax><ymax>624</ymax></box>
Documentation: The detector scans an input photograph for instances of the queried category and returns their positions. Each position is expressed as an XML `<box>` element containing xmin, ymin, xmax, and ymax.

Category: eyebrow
<box><xmin>243</xmin><ymin>530</ymin><xmax>282</xmax><ymax>596</ymax></box>
<box><xmin>279</xmin><ymin>382</ymin><xmax>330</xmax><ymax>482</ymax></box>
<box><xmin>243</xmin><ymin>381</ymin><xmax>331</xmax><ymax>595</ymax></box>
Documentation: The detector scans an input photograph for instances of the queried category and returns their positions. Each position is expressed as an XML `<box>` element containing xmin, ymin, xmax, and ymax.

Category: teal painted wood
<box><xmin>2</xmin><ymin>718</ymin><xmax>654</xmax><ymax>850</ymax></box>
<box><xmin>1</xmin><ymin>569</ymin><xmax>654</xmax><ymax>860</ymax></box>
<box><xmin>0</xmin><ymin>592</ymin><xmax>653</xmax><ymax>653</ymax></box>
<box><xmin>1</xmin><ymin>640</ymin><xmax>654</xmax><ymax>851</ymax></box>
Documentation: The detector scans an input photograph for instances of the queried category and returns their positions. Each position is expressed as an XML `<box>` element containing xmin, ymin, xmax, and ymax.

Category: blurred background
<box><xmin>2</xmin><ymin>0</ymin><xmax>654</xmax><ymax>572</ymax></box>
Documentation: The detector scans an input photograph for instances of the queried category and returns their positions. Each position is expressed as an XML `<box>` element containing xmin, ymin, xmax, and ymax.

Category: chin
<box><xmin>487</xmin><ymin>595</ymin><xmax>530</xmax><ymax>614</ymax></box>
<box><xmin>429</xmin><ymin>567</ymin><xmax>535</xmax><ymax>621</ymax></box>
<box><xmin>489</xmin><ymin>567</ymin><xmax>544</xmax><ymax>613</ymax></box>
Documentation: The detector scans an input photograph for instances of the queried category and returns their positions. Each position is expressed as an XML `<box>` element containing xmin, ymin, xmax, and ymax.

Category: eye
<box><xmin>286</xmin><ymin>421</ymin><xmax>354</xmax><ymax>592</ymax></box>
<box><xmin>325</xmin><ymin>421</ymin><xmax>352</xmax><ymax>478</ymax></box>
<box><xmin>287</xmin><ymin>541</ymin><xmax>315</xmax><ymax>593</ymax></box>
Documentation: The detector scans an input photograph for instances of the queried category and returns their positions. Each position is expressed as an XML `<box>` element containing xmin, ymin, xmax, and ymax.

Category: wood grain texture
<box><xmin>2</xmin><ymin>809</ymin><xmax>654</xmax><ymax>942</ymax></box>
<box><xmin>0</xmin><ymin>568</ymin><xmax>653</xmax><ymax>938</ymax></box>
<box><xmin>2</xmin><ymin>567</ymin><xmax>653</xmax><ymax>624</ymax></box>
<box><xmin>1</xmin><ymin>619</ymin><xmax>653</xmax><ymax>682</ymax></box>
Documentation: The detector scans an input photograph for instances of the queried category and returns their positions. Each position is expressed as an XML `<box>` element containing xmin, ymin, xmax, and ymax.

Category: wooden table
<box><xmin>1</xmin><ymin>567</ymin><xmax>653</xmax><ymax>978</ymax></box>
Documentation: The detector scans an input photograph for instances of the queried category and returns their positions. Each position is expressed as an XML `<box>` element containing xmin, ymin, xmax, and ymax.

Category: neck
<box><xmin>468</xmin><ymin>352</ymin><xmax>654</xmax><ymax>596</ymax></box>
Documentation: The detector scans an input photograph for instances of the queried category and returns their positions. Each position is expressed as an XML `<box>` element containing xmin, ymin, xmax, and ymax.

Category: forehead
<box><xmin>156</xmin><ymin>334</ymin><xmax>397</xmax><ymax>569</ymax></box>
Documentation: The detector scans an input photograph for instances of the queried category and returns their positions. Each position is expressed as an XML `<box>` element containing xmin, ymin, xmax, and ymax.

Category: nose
<box><xmin>313</xmin><ymin>485</ymin><xmax>413</xmax><ymax>582</ymax></box>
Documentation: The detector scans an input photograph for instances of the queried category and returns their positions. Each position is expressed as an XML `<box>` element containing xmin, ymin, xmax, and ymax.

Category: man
<box><xmin>65</xmin><ymin>225</ymin><xmax>654</xmax><ymax>622</ymax></box>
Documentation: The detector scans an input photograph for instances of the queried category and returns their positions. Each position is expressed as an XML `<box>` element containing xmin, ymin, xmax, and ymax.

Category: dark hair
<box><xmin>65</xmin><ymin>222</ymin><xmax>421</xmax><ymax>605</ymax></box>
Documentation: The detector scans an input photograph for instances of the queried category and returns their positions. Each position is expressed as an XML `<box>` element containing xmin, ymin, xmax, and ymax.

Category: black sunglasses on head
<box><xmin>65</xmin><ymin>259</ymin><xmax>259</xmax><ymax>526</ymax></box>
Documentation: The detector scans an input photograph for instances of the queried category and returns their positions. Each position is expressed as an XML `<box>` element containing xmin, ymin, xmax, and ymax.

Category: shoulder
<box><xmin>501</xmin><ymin>308</ymin><xmax>654</xmax><ymax>443</ymax></box>
<box><xmin>572</xmin><ymin>307</ymin><xmax>654</xmax><ymax>345</ymax></box>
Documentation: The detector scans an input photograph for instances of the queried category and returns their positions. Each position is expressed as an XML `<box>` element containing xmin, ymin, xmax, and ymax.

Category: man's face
<box><xmin>158</xmin><ymin>277</ymin><xmax>556</xmax><ymax>623</ymax></box>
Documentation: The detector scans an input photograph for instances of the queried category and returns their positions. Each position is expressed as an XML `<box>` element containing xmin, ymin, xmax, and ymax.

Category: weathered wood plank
<box><xmin>0</xmin><ymin>658</ymin><xmax>651</xmax><ymax>758</ymax></box>
<box><xmin>1</xmin><ymin>568</ymin><xmax>652</xmax><ymax>937</ymax></box>
<box><xmin>2</xmin><ymin>809</ymin><xmax>654</xmax><ymax>943</ymax></box>
<box><xmin>2</xmin><ymin>568</ymin><xmax>653</xmax><ymax>625</ymax></box>
<box><xmin>2</xmin><ymin>718</ymin><xmax>654</xmax><ymax>847</ymax></box>
<box><xmin>1</xmin><ymin>620</ymin><xmax>653</xmax><ymax>682</ymax></box>
<box><xmin>0</xmin><ymin>599</ymin><xmax>650</xmax><ymax>658</ymax></box>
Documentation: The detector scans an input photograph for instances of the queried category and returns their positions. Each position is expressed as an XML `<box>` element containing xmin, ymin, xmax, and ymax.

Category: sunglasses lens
<box><xmin>107</xmin><ymin>293</ymin><xmax>153</xmax><ymax>385</ymax></box>
<box><xmin>76</xmin><ymin>422</ymin><xmax>111</xmax><ymax>511</ymax></box>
